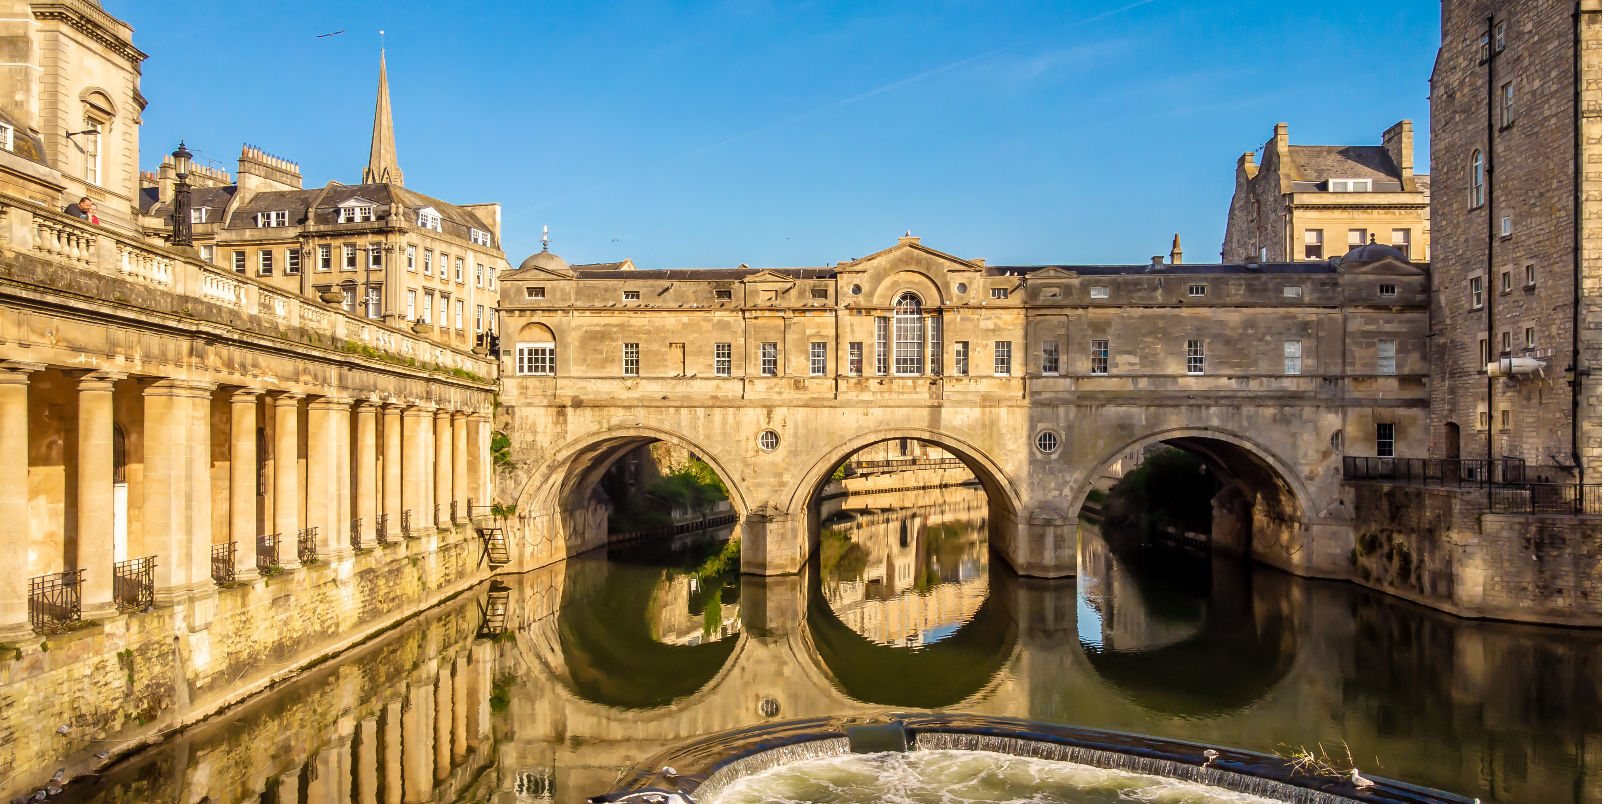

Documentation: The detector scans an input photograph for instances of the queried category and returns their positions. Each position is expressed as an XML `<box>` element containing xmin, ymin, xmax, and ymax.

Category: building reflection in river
<box><xmin>61</xmin><ymin>500</ymin><xmax>1600</xmax><ymax>804</ymax></box>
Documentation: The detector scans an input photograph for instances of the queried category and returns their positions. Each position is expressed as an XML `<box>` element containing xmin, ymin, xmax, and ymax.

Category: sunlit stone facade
<box><xmin>0</xmin><ymin>5</ymin><xmax>497</xmax><ymax>798</ymax></box>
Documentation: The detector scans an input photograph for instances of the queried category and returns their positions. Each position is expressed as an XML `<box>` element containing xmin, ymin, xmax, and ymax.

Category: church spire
<box><xmin>362</xmin><ymin>49</ymin><xmax>403</xmax><ymax>185</ymax></box>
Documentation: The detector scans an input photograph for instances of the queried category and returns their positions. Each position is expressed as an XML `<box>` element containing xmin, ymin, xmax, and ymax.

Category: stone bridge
<box><xmin>494</xmin><ymin>236</ymin><xmax>1430</xmax><ymax>578</ymax></box>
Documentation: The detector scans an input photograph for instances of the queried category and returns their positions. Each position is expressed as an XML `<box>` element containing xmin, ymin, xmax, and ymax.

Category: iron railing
<box><xmin>350</xmin><ymin>517</ymin><xmax>362</xmax><ymax>549</ymax></box>
<box><xmin>850</xmin><ymin>457</ymin><xmax>968</xmax><ymax>471</ymax></box>
<box><xmin>1489</xmin><ymin>483</ymin><xmax>1602</xmax><ymax>515</ymax></box>
<box><xmin>376</xmin><ymin>513</ymin><xmax>389</xmax><ymax>544</ymax></box>
<box><xmin>211</xmin><ymin>542</ymin><xmax>236</xmax><ymax>585</ymax></box>
<box><xmin>298</xmin><ymin>527</ymin><xmax>318</xmax><ymax>563</ymax></box>
<box><xmin>29</xmin><ymin>569</ymin><xmax>84</xmax><ymax>634</ymax></box>
<box><xmin>1343</xmin><ymin>456</ymin><xmax>1530</xmax><ymax>486</ymax></box>
<box><xmin>258</xmin><ymin>533</ymin><xmax>280</xmax><ymax>571</ymax></box>
<box><xmin>113</xmin><ymin>556</ymin><xmax>155</xmax><ymax>612</ymax></box>
<box><xmin>401</xmin><ymin>509</ymin><xmax>412</xmax><ymax>536</ymax></box>
<box><xmin>450</xmin><ymin>500</ymin><xmax>458</xmax><ymax>523</ymax></box>
<box><xmin>434</xmin><ymin>504</ymin><xmax>441</xmax><ymax>528</ymax></box>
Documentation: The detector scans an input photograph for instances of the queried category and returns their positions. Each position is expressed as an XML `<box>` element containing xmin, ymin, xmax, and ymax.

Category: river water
<box><xmin>60</xmin><ymin>486</ymin><xmax>1599</xmax><ymax>804</ymax></box>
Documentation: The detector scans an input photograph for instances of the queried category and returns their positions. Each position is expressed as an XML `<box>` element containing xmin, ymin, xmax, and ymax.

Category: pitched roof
<box><xmin>1286</xmin><ymin>145</ymin><xmax>1400</xmax><ymax>182</ymax></box>
<box><xmin>142</xmin><ymin>185</ymin><xmax>238</xmax><ymax>220</ymax></box>
<box><xmin>216</xmin><ymin>182</ymin><xmax>495</xmax><ymax>240</ymax></box>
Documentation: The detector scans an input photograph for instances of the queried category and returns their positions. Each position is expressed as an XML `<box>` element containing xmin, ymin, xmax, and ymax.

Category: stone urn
<box><xmin>319</xmin><ymin>290</ymin><xmax>344</xmax><ymax>305</ymax></box>
<box><xmin>411</xmin><ymin>322</ymin><xmax>432</xmax><ymax>335</ymax></box>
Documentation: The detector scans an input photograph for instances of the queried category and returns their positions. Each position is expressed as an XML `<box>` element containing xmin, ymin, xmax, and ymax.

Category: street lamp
<box><xmin>170</xmin><ymin>141</ymin><xmax>193</xmax><ymax>248</ymax></box>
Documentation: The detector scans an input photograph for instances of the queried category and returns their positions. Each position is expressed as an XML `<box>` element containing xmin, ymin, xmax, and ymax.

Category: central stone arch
<box><xmin>782</xmin><ymin>427</ymin><xmax>1026</xmax><ymax>572</ymax></box>
<box><xmin>506</xmin><ymin>424</ymin><xmax>751</xmax><ymax>569</ymax></box>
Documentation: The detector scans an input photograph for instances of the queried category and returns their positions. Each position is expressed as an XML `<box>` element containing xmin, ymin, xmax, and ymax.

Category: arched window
<box><xmin>516</xmin><ymin>322</ymin><xmax>556</xmax><ymax>376</ymax></box>
<box><xmin>893</xmin><ymin>292</ymin><xmax>924</xmax><ymax>375</ymax></box>
<box><xmin>1470</xmin><ymin>151</ymin><xmax>1484</xmax><ymax>207</ymax></box>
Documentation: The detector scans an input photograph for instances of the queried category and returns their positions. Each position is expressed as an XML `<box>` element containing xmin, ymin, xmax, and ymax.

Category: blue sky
<box><xmin>119</xmin><ymin>1</ymin><xmax>1439</xmax><ymax>268</ymax></box>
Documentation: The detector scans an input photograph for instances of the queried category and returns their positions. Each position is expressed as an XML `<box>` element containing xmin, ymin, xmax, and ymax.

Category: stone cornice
<box><xmin>32</xmin><ymin>3</ymin><xmax>148</xmax><ymax>69</ymax></box>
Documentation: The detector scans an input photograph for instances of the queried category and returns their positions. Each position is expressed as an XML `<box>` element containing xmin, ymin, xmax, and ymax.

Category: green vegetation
<box><xmin>491</xmin><ymin>431</ymin><xmax>514</xmax><ymax>470</ymax></box>
<box><xmin>490</xmin><ymin>502</ymin><xmax>518</xmax><ymax>518</ymax></box>
<box><xmin>830</xmin><ymin>462</ymin><xmax>850</xmax><ymax>481</ymax></box>
<box><xmin>489</xmin><ymin>673</ymin><xmax>516</xmax><ymax>712</ymax></box>
<box><xmin>647</xmin><ymin>461</ymin><xmax>729</xmax><ymax>518</ymax></box>
<box><xmin>1085</xmin><ymin>487</ymin><xmax>1107</xmax><ymax>506</ymax></box>
<box><xmin>820</xmin><ymin>529</ymin><xmax>868</xmax><ymax>584</ymax></box>
<box><xmin>341</xmin><ymin>341</ymin><xmax>489</xmax><ymax>383</ymax></box>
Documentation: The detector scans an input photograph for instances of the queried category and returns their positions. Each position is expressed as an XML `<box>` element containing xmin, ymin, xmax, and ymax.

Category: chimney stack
<box><xmin>1169</xmin><ymin>234</ymin><xmax>1183</xmax><ymax>265</ymax></box>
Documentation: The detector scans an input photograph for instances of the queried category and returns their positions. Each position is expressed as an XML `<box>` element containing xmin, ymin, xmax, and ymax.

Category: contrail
<box><xmin>514</xmin><ymin>0</ymin><xmax>1161</xmax><ymax>217</ymax></box>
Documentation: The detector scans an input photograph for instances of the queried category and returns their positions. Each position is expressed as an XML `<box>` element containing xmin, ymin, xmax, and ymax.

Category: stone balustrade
<box><xmin>0</xmin><ymin>200</ymin><xmax>494</xmax><ymax>378</ymax></box>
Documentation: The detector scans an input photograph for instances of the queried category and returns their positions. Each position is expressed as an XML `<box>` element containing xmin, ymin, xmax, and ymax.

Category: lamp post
<box><xmin>170</xmin><ymin>141</ymin><xmax>193</xmax><ymax>248</ymax></box>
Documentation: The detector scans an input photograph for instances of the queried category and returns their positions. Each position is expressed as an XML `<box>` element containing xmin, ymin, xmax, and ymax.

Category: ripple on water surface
<box><xmin>709</xmin><ymin>749</ymin><xmax>1280</xmax><ymax>804</ymax></box>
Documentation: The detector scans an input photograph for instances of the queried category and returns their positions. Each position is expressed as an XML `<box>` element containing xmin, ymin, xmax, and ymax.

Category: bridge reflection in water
<box><xmin>62</xmin><ymin>498</ymin><xmax>1600</xmax><ymax>804</ymax></box>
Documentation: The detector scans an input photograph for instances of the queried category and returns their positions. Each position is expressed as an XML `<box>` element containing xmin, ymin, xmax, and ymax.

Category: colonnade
<box><xmin>266</xmin><ymin>652</ymin><xmax>490</xmax><ymax>804</ymax></box>
<box><xmin>0</xmin><ymin>362</ymin><xmax>492</xmax><ymax>641</ymax></box>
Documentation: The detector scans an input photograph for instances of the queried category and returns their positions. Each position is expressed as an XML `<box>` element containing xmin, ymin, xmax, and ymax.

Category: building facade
<box><xmin>0</xmin><ymin>11</ymin><xmax>500</xmax><ymax>800</ymax></box>
<box><xmin>1427</xmin><ymin>0</ymin><xmax>1601</xmax><ymax>480</ymax></box>
<box><xmin>1222</xmin><ymin>121</ymin><xmax>1431</xmax><ymax>263</ymax></box>
<box><xmin>135</xmin><ymin>54</ymin><xmax>507</xmax><ymax>352</ymax></box>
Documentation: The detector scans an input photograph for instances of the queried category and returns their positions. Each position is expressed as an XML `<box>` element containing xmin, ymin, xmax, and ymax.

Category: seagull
<box><xmin>1349</xmin><ymin>768</ymin><xmax>1376</xmax><ymax>790</ymax></box>
<box><xmin>316</xmin><ymin>30</ymin><xmax>345</xmax><ymax>38</ymax></box>
<box><xmin>661</xmin><ymin>766</ymin><xmax>678</xmax><ymax>777</ymax></box>
<box><xmin>1202</xmin><ymin>749</ymin><xmax>1219</xmax><ymax>765</ymax></box>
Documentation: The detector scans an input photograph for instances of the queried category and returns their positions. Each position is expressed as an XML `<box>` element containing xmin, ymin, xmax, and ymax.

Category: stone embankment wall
<box><xmin>820</xmin><ymin>466</ymin><xmax>978</xmax><ymax>519</ymax></box>
<box><xmin>0</xmin><ymin>528</ymin><xmax>489</xmax><ymax>800</ymax></box>
<box><xmin>1348</xmin><ymin>483</ymin><xmax>1600</xmax><ymax>626</ymax></box>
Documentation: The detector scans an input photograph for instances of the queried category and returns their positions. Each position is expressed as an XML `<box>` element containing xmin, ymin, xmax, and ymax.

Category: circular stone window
<box><xmin>759</xmin><ymin>430</ymin><xmax>780</xmax><ymax>451</ymax></box>
<box><xmin>955</xmin><ymin>282</ymin><xmax>968</xmax><ymax>295</ymax></box>
<box><xmin>849</xmin><ymin>284</ymin><xmax>863</xmax><ymax>296</ymax></box>
<box><xmin>759</xmin><ymin>696</ymin><xmax>781</xmax><ymax>718</ymax></box>
<box><xmin>1035</xmin><ymin>431</ymin><xmax>1061</xmax><ymax>454</ymax></box>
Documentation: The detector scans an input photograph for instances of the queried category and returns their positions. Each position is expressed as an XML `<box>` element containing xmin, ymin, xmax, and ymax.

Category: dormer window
<box><xmin>469</xmin><ymin>228</ymin><xmax>492</xmax><ymax>246</ymax></box>
<box><xmin>338</xmin><ymin>199</ymin><xmax>376</xmax><ymax>223</ymax></box>
<box><xmin>255</xmin><ymin>210</ymin><xmax>288</xmax><ymax>227</ymax></box>
<box><xmin>417</xmin><ymin>207</ymin><xmax>442</xmax><ymax>231</ymax></box>
<box><xmin>0</xmin><ymin>122</ymin><xmax>13</xmax><ymax>152</ymax></box>
<box><xmin>190</xmin><ymin>207</ymin><xmax>208</xmax><ymax>224</ymax></box>
<box><xmin>1328</xmin><ymin>179</ymin><xmax>1371</xmax><ymax>192</ymax></box>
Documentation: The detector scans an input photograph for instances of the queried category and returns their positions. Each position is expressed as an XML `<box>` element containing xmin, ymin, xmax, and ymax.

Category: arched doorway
<box><xmin>1444</xmin><ymin>422</ymin><xmax>1461</xmax><ymax>460</ymax></box>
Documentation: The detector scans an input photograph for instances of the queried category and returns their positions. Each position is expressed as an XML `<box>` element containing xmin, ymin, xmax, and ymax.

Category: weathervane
<box><xmin>542</xmin><ymin>225</ymin><xmax>550</xmax><ymax>251</ymax></box>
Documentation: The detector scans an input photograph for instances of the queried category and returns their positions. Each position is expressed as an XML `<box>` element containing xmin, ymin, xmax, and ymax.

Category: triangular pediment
<box><xmin>338</xmin><ymin>196</ymin><xmax>376</xmax><ymax>208</ymax></box>
<box><xmin>849</xmin><ymin>240</ymin><xmax>985</xmax><ymax>272</ymax></box>
<box><xmin>505</xmin><ymin>265</ymin><xmax>574</xmax><ymax>280</ymax></box>
<box><xmin>742</xmin><ymin>270</ymin><xmax>796</xmax><ymax>283</ymax></box>
<box><xmin>1028</xmin><ymin>266</ymin><xmax>1080</xmax><ymax>279</ymax></box>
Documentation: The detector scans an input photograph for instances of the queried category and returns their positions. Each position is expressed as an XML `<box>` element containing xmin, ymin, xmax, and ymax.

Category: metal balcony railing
<box><xmin>1342</xmin><ymin>456</ymin><xmax>1530</xmax><ymax>486</ymax></box>
<box><xmin>29</xmin><ymin>569</ymin><xmax>84</xmax><ymax>634</ymax></box>
<box><xmin>113</xmin><ymin>556</ymin><xmax>155</xmax><ymax>612</ymax></box>
<box><xmin>258</xmin><ymin>533</ymin><xmax>280</xmax><ymax>571</ymax></box>
<box><xmin>375</xmin><ymin>513</ymin><xmax>389</xmax><ymax>544</ymax></box>
<box><xmin>450</xmin><ymin>500</ymin><xmax>458</xmax><ymax>523</ymax></box>
<box><xmin>211</xmin><ymin>542</ymin><xmax>236</xmax><ymax>584</ymax></box>
<box><xmin>1489</xmin><ymin>483</ymin><xmax>1602</xmax><ymax>516</ymax></box>
<box><xmin>401</xmin><ymin>509</ymin><xmax>412</xmax><ymax>536</ymax></box>
<box><xmin>350</xmin><ymin>517</ymin><xmax>362</xmax><ymax>549</ymax></box>
<box><xmin>298</xmin><ymin>527</ymin><xmax>318</xmax><ymax>563</ymax></box>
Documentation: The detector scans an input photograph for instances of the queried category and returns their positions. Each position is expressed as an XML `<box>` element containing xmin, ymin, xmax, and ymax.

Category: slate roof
<box><xmin>142</xmin><ymin>185</ymin><xmax>238</xmax><ymax>223</ymax></box>
<box><xmin>1286</xmin><ymin>145</ymin><xmax>1400</xmax><ymax>182</ymax></box>
<box><xmin>535</xmin><ymin>263</ymin><xmax>1346</xmax><ymax>281</ymax></box>
<box><xmin>568</xmin><ymin>268</ymin><xmax>835</xmax><ymax>281</ymax></box>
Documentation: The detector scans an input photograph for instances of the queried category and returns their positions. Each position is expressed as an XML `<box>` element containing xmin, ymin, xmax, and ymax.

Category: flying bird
<box><xmin>317</xmin><ymin>30</ymin><xmax>345</xmax><ymax>38</ymax></box>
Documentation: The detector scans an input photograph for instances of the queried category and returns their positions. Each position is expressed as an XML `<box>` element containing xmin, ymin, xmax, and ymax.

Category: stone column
<box><xmin>355</xmin><ymin>402</ymin><xmax>379</xmax><ymax>549</ymax></box>
<box><xmin>420</xmin><ymin>403</ymin><xmax>436</xmax><ymax>530</ymax></box>
<box><xmin>382</xmin><ymin>404</ymin><xmax>402</xmax><ymax>540</ymax></box>
<box><xmin>0</xmin><ymin>365</ymin><xmax>38</xmax><ymax>640</ymax></box>
<box><xmin>333</xmin><ymin>400</ymin><xmax>353</xmax><ymax>558</ymax></box>
<box><xmin>403</xmin><ymin>683</ymin><xmax>431</xmax><ymax>803</ymax></box>
<box><xmin>277</xmin><ymin>769</ymin><xmax>302</xmax><ymax>804</ymax></box>
<box><xmin>401</xmin><ymin>406</ymin><xmax>429</xmax><ymax>535</ymax></box>
<box><xmin>271</xmin><ymin>393</ymin><xmax>303</xmax><ymax>569</ymax></box>
<box><xmin>230</xmin><ymin>388</ymin><xmax>263</xmax><ymax>582</ymax></box>
<box><xmin>358</xmin><ymin>716</ymin><xmax>379</xmax><ymax>804</ymax></box>
<box><xmin>434</xmin><ymin>410</ymin><xmax>452</xmax><ymax>529</ymax></box>
<box><xmin>451</xmin><ymin>413</ymin><xmax>467</xmax><ymax>522</ymax></box>
<box><xmin>77</xmin><ymin>371</ymin><xmax>124</xmax><ymax>618</ymax></box>
<box><xmin>451</xmin><ymin>654</ymin><xmax>468</xmax><ymax>762</ymax></box>
<box><xmin>466</xmin><ymin>413</ymin><xmax>487</xmax><ymax>514</ymax></box>
<box><xmin>383</xmin><ymin>699</ymin><xmax>403</xmax><ymax>804</ymax></box>
<box><xmin>305</xmin><ymin>398</ymin><xmax>336</xmax><ymax>561</ymax></box>
<box><xmin>144</xmin><ymin>379</ymin><xmax>216</xmax><ymax>605</ymax></box>
<box><xmin>433</xmin><ymin>667</ymin><xmax>452</xmax><ymax>781</ymax></box>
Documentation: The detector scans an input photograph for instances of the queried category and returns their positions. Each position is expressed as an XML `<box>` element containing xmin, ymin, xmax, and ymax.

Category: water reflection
<box><xmin>63</xmin><ymin>496</ymin><xmax>1600</xmax><ymax>804</ymax></box>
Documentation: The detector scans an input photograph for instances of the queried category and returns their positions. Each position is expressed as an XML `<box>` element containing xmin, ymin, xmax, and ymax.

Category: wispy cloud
<box><xmin>513</xmin><ymin>0</ymin><xmax>1162</xmax><ymax>217</ymax></box>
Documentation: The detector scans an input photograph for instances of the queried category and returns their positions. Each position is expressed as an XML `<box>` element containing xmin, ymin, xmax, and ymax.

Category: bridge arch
<box><xmin>1072</xmin><ymin>426</ymin><xmax>1314</xmax><ymax>560</ymax></box>
<box><xmin>508</xmin><ymin>424</ymin><xmax>751</xmax><ymax>562</ymax></box>
<box><xmin>783</xmin><ymin>427</ymin><xmax>1025</xmax><ymax>567</ymax></box>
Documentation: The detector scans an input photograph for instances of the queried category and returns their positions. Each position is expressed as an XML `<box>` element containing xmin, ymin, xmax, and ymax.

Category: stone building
<box><xmin>134</xmin><ymin>53</ymin><xmax>507</xmax><ymax>352</ymax></box>
<box><xmin>0</xmin><ymin>10</ymin><xmax>499</xmax><ymax>799</ymax></box>
<box><xmin>496</xmin><ymin>235</ymin><xmax>1429</xmax><ymax>589</ymax></box>
<box><xmin>0</xmin><ymin>0</ymin><xmax>146</xmax><ymax>233</ymax></box>
<box><xmin>1222</xmin><ymin>121</ymin><xmax>1431</xmax><ymax>263</ymax></box>
<box><xmin>1426</xmin><ymin>0</ymin><xmax>1601</xmax><ymax>480</ymax></box>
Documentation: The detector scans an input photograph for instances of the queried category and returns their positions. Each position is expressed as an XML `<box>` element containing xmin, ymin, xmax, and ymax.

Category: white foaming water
<box><xmin>708</xmin><ymin>749</ymin><xmax>1283</xmax><ymax>804</ymax></box>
